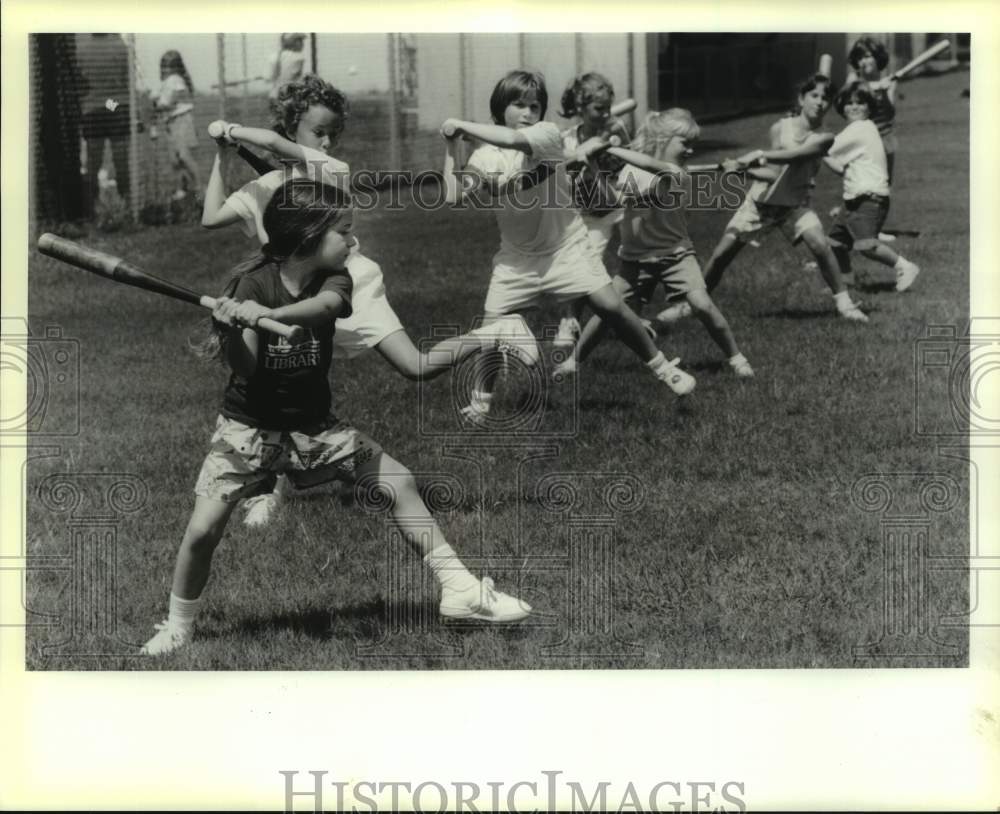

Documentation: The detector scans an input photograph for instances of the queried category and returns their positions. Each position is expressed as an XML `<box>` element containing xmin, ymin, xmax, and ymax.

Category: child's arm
<box><xmin>217</xmin><ymin>122</ymin><xmax>339</xmax><ymax>172</ymax></box>
<box><xmin>607</xmin><ymin>145</ymin><xmax>679</xmax><ymax>176</ymax></box>
<box><xmin>738</xmin><ymin>132</ymin><xmax>834</xmax><ymax>166</ymax></box>
<box><xmin>260</xmin><ymin>290</ymin><xmax>350</xmax><ymax>329</ymax></box>
<box><xmin>200</xmin><ymin>145</ymin><xmax>244</xmax><ymax>229</ymax></box>
<box><xmin>442</xmin><ymin>119</ymin><xmax>532</xmax><ymax>153</ymax></box>
<box><xmin>823</xmin><ymin>155</ymin><xmax>846</xmax><ymax>175</ymax></box>
<box><xmin>212</xmin><ymin>297</ymin><xmax>258</xmax><ymax>378</ymax></box>
<box><xmin>442</xmin><ymin>136</ymin><xmax>554</xmax><ymax>204</ymax></box>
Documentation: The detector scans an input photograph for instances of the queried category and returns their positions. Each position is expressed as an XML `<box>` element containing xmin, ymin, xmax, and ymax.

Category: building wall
<box><xmin>415</xmin><ymin>33</ymin><xmax>643</xmax><ymax>131</ymax></box>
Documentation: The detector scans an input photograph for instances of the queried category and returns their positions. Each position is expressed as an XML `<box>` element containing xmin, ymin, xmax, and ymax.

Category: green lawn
<box><xmin>25</xmin><ymin>69</ymin><xmax>970</xmax><ymax>670</ymax></box>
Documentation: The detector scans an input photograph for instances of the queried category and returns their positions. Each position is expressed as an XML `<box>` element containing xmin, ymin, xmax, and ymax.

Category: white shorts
<box><xmin>333</xmin><ymin>262</ymin><xmax>405</xmax><ymax>359</ymax></box>
<box><xmin>725</xmin><ymin>195</ymin><xmax>822</xmax><ymax>246</ymax></box>
<box><xmin>483</xmin><ymin>236</ymin><xmax>612</xmax><ymax>316</ymax></box>
<box><xmin>582</xmin><ymin>211</ymin><xmax>622</xmax><ymax>259</ymax></box>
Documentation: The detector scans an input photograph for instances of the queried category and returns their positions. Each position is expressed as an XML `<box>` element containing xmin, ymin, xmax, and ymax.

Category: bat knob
<box><xmin>609</xmin><ymin>135</ymin><xmax>622</xmax><ymax>147</ymax></box>
<box><xmin>207</xmin><ymin>120</ymin><xmax>226</xmax><ymax>140</ymax></box>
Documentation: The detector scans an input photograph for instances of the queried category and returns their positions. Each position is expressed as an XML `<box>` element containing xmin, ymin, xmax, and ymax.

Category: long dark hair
<box><xmin>160</xmin><ymin>50</ymin><xmax>193</xmax><ymax>94</ymax></box>
<box><xmin>195</xmin><ymin>179</ymin><xmax>352</xmax><ymax>359</ymax></box>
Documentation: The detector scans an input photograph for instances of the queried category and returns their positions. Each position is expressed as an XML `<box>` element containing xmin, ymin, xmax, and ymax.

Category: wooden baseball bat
<box><xmin>36</xmin><ymin>234</ymin><xmax>304</xmax><ymax>341</ymax></box>
<box><xmin>818</xmin><ymin>53</ymin><xmax>833</xmax><ymax>78</ymax></box>
<box><xmin>610</xmin><ymin>98</ymin><xmax>636</xmax><ymax>117</ymax></box>
<box><xmin>209</xmin><ymin>120</ymin><xmax>276</xmax><ymax>175</ymax></box>
<box><xmin>890</xmin><ymin>39</ymin><xmax>950</xmax><ymax>80</ymax></box>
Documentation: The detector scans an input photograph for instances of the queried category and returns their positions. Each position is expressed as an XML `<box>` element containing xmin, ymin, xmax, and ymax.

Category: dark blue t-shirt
<box><xmin>221</xmin><ymin>263</ymin><xmax>352</xmax><ymax>430</ymax></box>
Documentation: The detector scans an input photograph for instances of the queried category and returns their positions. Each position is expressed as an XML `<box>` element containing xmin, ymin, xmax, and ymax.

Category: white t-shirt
<box><xmin>828</xmin><ymin>119</ymin><xmax>891</xmax><ymax>199</ymax></box>
<box><xmin>224</xmin><ymin>146</ymin><xmax>351</xmax><ymax>243</ymax></box>
<box><xmin>224</xmin><ymin>151</ymin><xmax>403</xmax><ymax>358</ymax></box>
<box><xmin>466</xmin><ymin>121</ymin><xmax>587</xmax><ymax>256</ymax></box>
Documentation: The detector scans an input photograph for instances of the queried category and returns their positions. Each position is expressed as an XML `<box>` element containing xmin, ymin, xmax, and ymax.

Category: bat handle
<box><xmin>199</xmin><ymin>295</ymin><xmax>306</xmax><ymax>341</ymax></box>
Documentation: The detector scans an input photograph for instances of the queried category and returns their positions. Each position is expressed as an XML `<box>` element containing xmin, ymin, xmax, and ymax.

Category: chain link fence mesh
<box><xmin>29</xmin><ymin>32</ymin><xmax>967</xmax><ymax>235</ymax></box>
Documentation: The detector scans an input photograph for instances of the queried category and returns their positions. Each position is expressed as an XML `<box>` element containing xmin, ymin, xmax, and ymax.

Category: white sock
<box><xmin>423</xmin><ymin>543</ymin><xmax>479</xmax><ymax>593</ymax></box>
<box><xmin>833</xmin><ymin>291</ymin><xmax>854</xmax><ymax>310</ymax></box>
<box><xmin>469</xmin><ymin>389</ymin><xmax>493</xmax><ymax>414</ymax></box>
<box><xmin>645</xmin><ymin>351</ymin><xmax>670</xmax><ymax>376</ymax></box>
<box><xmin>728</xmin><ymin>353</ymin><xmax>748</xmax><ymax>367</ymax></box>
<box><xmin>168</xmin><ymin>593</ymin><xmax>202</xmax><ymax>630</ymax></box>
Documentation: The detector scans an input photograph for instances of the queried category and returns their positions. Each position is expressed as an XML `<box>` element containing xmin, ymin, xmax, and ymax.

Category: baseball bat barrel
<box><xmin>236</xmin><ymin>145</ymin><xmax>275</xmax><ymax>175</ymax></box>
<box><xmin>890</xmin><ymin>39</ymin><xmax>950</xmax><ymax>80</ymax></box>
<box><xmin>610</xmin><ymin>98</ymin><xmax>637</xmax><ymax>117</ymax></box>
<box><xmin>818</xmin><ymin>53</ymin><xmax>833</xmax><ymax>78</ymax></box>
<box><xmin>36</xmin><ymin>234</ymin><xmax>301</xmax><ymax>340</ymax></box>
<box><xmin>686</xmin><ymin>163</ymin><xmax>723</xmax><ymax>172</ymax></box>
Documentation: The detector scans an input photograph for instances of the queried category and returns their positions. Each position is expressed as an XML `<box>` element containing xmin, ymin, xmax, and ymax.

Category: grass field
<box><xmin>24</xmin><ymin>70</ymin><xmax>970</xmax><ymax>670</ymax></box>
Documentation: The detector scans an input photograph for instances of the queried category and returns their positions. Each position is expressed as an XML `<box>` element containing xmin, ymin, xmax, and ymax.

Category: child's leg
<box><xmin>686</xmin><ymin>288</ymin><xmax>739</xmax><ymax>359</ymax></box>
<box><xmin>569</xmin><ymin>271</ymin><xmax>642</xmax><ymax>366</ymax></box>
<box><xmin>702</xmin><ymin>232</ymin><xmax>746</xmax><ymax>293</ymax></box>
<box><xmin>171</xmin><ymin>497</ymin><xmax>237</xmax><ymax>599</ymax></box>
<box><xmin>141</xmin><ymin>496</ymin><xmax>236</xmax><ymax>655</ymax></box>
<box><xmin>800</xmin><ymin>226</ymin><xmax>868</xmax><ymax>322</ymax></box>
<box><xmin>354</xmin><ymin>452</ymin><xmax>530</xmax><ymax>621</ymax></box>
<box><xmin>686</xmin><ymin>287</ymin><xmax>754</xmax><ymax>377</ymax></box>
<box><xmin>857</xmin><ymin>240</ymin><xmax>920</xmax><ymax>292</ymax></box>
<box><xmin>585</xmin><ymin>283</ymin><xmax>695</xmax><ymax>395</ymax></box>
<box><xmin>176</xmin><ymin>145</ymin><xmax>202</xmax><ymax>193</ymax></box>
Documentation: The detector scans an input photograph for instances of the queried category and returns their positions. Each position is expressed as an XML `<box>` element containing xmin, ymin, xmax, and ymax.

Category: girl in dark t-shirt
<box><xmin>141</xmin><ymin>179</ymin><xmax>531</xmax><ymax>656</ymax></box>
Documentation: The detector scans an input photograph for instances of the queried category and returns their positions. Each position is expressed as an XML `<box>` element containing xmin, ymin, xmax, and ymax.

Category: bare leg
<box><xmin>171</xmin><ymin>496</ymin><xmax>237</xmax><ymax>599</ymax></box>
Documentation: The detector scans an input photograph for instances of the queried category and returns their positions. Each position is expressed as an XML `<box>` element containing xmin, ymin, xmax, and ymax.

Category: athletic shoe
<box><xmin>439</xmin><ymin>577</ymin><xmax>532</xmax><ymax>622</ymax></box>
<box><xmin>878</xmin><ymin>231</ymin><xmax>897</xmax><ymax>243</ymax></box>
<box><xmin>838</xmin><ymin>304</ymin><xmax>870</xmax><ymax>323</ymax></box>
<box><xmin>140</xmin><ymin>621</ymin><xmax>191</xmax><ymax>656</ymax></box>
<box><xmin>655</xmin><ymin>301</ymin><xmax>693</xmax><ymax>325</ymax></box>
<box><xmin>471</xmin><ymin>315</ymin><xmax>540</xmax><ymax>367</ymax></box>
<box><xmin>553</xmin><ymin>317</ymin><xmax>581</xmax><ymax>350</ymax></box>
<box><xmin>895</xmin><ymin>260</ymin><xmax>920</xmax><ymax>292</ymax></box>
<box><xmin>459</xmin><ymin>403</ymin><xmax>491</xmax><ymax>428</ymax></box>
<box><xmin>243</xmin><ymin>492</ymin><xmax>283</xmax><ymax>528</ymax></box>
<box><xmin>730</xmin><ymin>358</ymin><xmax>755</xmax><ymax>378</ymax></box>
<box><xmin>656</xmin><ymin>357</ymin><xmax>696</xmax><ymax>395</ymax></box>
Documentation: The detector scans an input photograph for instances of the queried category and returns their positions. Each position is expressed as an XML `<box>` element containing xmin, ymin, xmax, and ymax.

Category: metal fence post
<box><xmin>125</xmin><ymin>34</ymin><xmax>140</xmax><ymax>222</ymax></box>
<box><xmin>217</xmin><ymin>34</ymin><xmax>226</xmax><ymax>119</ymax></box>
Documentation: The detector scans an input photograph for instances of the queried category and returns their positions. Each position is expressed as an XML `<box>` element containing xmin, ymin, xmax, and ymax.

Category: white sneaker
<box><xmin>730</xmin><ymin>358</ymin><xmax>755</xmax><ymax>378</ymax></box>
<box><xmin>553</xmin><ymin>317</ymin><xmax>581</xmax><ymax>350</ymax></box>
<box><xmin>838</xmin><ymin>304</ymin><xmax>870</xmax><ymax>323</ymax></box>
<box><xmin>440</xmin><ymin>577</ymin><xmax>532</xmax><ymax>622</ymax></box>
<box><xmin>459</xmin><ymin>403</ymin><xmax>491</xmax><ymax>427</ymax></box>
<box><xmin>655</xmin><ymin>301</ymin><xmax>693</xmax><ymax>325</ymax></box>
<box><xmin>243</xmin><ymin>491</ymin><xmax>283</xmax><ymax>528</ymax></box>
<box><xmin>471</xmin><ymin>315</ymin><xmax>540</xmax><ymax>367</ymax></box>
<box><xmin>656</xmin><ymin>357</ymin><xmax>696</xmax><ymax>395</ymax></box>
<box><xmin>140</xmin><ymin>620</ymin><xmax>191</xmax><ymax>656</ymax></box>
<box><xmin>895</xmin><ymin>260</ymin><xmax>920</xmax><ymax>292</ymax></box>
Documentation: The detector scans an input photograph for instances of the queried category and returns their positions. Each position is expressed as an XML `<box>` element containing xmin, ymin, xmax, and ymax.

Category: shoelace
<box><xmin>479</xmin><ymin>577</ymin><xmax>499</xmax><ymax>611</ymax></box>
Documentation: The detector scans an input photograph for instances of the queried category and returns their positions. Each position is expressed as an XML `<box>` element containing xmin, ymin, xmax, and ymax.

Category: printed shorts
<box><xmin>484</xmin><ymin>234</ymin><xmax>612</xmax><ymax>315</ymax></box>
<box><xmin>194</xmin><ymin>414</ymin><xmax>382</xmax><ymax>503</ymax></box>
<box><xmin>618</xmin><ymin>254</ymin><xmax>705</xmax><ymax>305</ymax></box>
<box><xmin>828</xmin><ymin>195</ymin><xmax>890</xmax><ymax>251</ymax></box>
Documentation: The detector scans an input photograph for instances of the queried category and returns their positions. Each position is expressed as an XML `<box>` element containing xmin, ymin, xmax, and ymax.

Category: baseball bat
<box><xmin>36</xmin><ymin>234</ymin><xmax>303</xmax><ymax>341</ymax></box>
<box><xmin>881</xmin><ymin>228</ymin><xmax>921</xmax><ymax>237</ymax></box>
<box><xmin>890</xmin><ymin>39</ymin><xmax>950</xmax><ymax>80</ymax></box>
<box><xmin>818</xmin><ymin>53</ymin><xmax>833</xmax><ymax>78</ymax></box>
<box><xmin>610</xmin><ymin>98</ymin><xmax>637</xmax><ymax>117</ymax></box>
<box><xmin>209</xmin><ymin>120</ymin><xmax>277</xmax><ymax>175</ymax></box>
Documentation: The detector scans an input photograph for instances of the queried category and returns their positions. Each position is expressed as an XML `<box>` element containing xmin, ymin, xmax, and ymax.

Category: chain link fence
<box><xmin>30</xmin><ymin>32</ymin><xmax>965</xmax><ymax>236</ymax></box>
